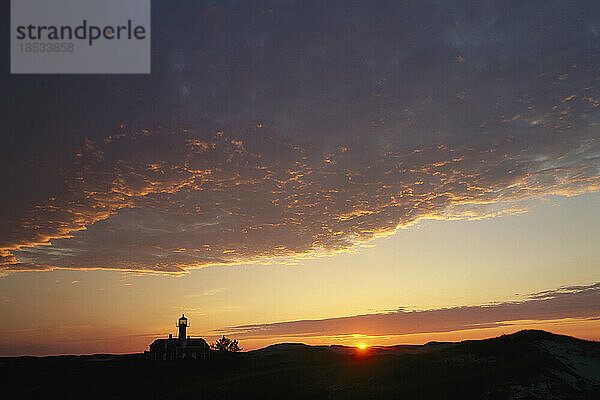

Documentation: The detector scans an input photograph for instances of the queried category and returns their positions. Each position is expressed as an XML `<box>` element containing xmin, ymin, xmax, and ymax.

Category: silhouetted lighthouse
<box><xmin>177</xmin><ymin>314</ymin><xmax>188</xmax><ymax>339</ymax></box>
<box><xmin>147</xmin><ymin>314</ymin><xmax>210</xmax><ymax>360</ymax></box>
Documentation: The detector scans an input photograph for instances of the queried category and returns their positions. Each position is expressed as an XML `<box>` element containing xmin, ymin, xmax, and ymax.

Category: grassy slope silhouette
<box><xmin>2</xmin><ymin>330</ymin><xmax>599</xmax><ymax>399</ymax></box>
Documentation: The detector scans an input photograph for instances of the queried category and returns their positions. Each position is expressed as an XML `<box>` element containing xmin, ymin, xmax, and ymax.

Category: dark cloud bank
<box><xmin>218</xmin><ymin>283</ymin><xmax>600</xmax><ymax>339</ymax></box>
<box><xmin>1</xmin><ymin>0</ymin><xmax>600</xmax><ymax>272</ymax></box>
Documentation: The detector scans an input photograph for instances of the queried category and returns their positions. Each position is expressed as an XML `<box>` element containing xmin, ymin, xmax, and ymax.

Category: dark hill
<box><xmin>1</xmin><ymin>330</ymin><xmax>598</xmax><ymax>399</ymax></box>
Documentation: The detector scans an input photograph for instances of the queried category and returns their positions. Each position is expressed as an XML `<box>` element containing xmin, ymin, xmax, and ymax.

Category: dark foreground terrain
<box><xmin>1</xmin><ymin>330</ymin><xmax>599</xmax><ymax>399</ymax></box>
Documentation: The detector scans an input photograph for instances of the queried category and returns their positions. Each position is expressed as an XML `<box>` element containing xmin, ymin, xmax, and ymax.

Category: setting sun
<box><xmin>357</xmin><ymin>344</ymin><xmax>368</xmax><ymax>349</ymax></box>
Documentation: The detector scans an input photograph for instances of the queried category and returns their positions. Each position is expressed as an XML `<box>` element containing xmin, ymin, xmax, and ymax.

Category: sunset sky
<box><xmin>1</xmin><ymin>0</ymin><xmax>599</xmax><ymax>356</ymax></box>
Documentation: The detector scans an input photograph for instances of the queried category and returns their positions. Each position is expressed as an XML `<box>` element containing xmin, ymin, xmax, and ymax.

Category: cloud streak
<box><xmin>216</xmin><ymin>283</ymin><xmax>600</xmax><ymax>339</ymax></box>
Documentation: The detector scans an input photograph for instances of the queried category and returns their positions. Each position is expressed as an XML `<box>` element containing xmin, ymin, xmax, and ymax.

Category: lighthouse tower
<box><xmin>177</xmin><ymin>314</ymin><xmax>188</xmax><ymax>339</ymax></box>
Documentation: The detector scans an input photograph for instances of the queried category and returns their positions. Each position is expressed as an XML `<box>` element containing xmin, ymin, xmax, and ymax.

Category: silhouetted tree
<box><xmin>211</xmin><ymin>335</ymin><xmax>242</xmax><ymax>352</ymax></box>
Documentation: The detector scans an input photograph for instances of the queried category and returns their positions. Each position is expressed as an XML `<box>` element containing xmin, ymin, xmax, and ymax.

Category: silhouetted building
<box><xmin>146</xmin><ymin>315</ymin><xmax>210</xmax><ymax>360</ymax></box>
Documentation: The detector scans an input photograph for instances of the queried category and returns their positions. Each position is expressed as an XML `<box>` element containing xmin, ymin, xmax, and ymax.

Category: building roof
<box><xmin>150</xmin><ymin>337</ymin><xmax>210</xmax><ymax>348</ymax></box>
